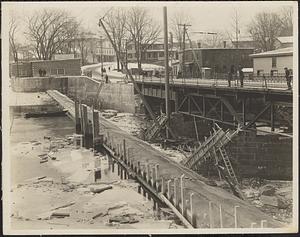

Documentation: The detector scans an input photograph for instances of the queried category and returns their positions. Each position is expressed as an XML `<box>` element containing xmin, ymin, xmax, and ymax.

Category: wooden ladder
<box><xmin>218</xmin><ymin>146</ymin><xmax>239</xmax><ymax>185</ymax></box>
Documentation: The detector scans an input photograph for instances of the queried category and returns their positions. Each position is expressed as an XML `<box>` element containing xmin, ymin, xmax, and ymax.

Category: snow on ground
<box><xmin>10</xmin><ymin>117</ymin><xmax>182</xmax><ymax>229</ymax></box>
<box><xmin>105</xmin><ymin>112</ymin><xmax>187</xmax><ymax>163</ymax></box>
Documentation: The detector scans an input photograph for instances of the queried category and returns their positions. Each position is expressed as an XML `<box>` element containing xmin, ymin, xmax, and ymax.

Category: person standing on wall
<box><xmin>238</xmin><ymin>65</ymin><xmax>244</xmax><ymax>88</ymax></box>
<box><xmin>284</xmin><ymin>67</ymin><xmax>292</xmax><ymax>90</ymax></box>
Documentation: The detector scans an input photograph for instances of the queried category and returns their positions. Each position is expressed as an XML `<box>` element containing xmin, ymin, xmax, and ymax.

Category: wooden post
<box><xmin>270</xmin><ymin>103</ymin><xmax>274</xmax><ymax>132</ymax></box>
<box><xmin>75</xmin><ymin>101</ymin><xmax>81</xmax><ymax>133</ymax></box>
<box><xmin>174</xmin><ymin>178</ymin><xmax>178</xmax><ymax>207</ymax></box>
<box><xmin>180</xmin><ymin>174</ymin><xmax>184</xmax><ymax>215</ymax></box>
<box><xmin>137</xmin><ymin>161</ymin><xmax>141</xmax><ymax>175</ymax></box>
<box><xmin>261</xmin><ymin>220</ymin><xmax>267</xmax><ymax>228</ymax></box>
<box><xmin>167</xmin><ymin>179</ymin><xmax>171</xmax><ymax>199</ymax></box>
<box><xmin>163</xmin><ymin>6</ymin><xmax>170</xmax><ymax>139</ymax></box>
<box><xmin>209</xmin><ymin>201</ymin><xmax>214</xmax><ymax>228</ymax></box>
<box><xmin>120</xmin><ymin>168</ymin><xmax>124</xmax><ymax>179</ymax></box>
<box><xmin>234</xmin><ymin>205</ymin><xmax>239</xmax><ymax>228</ymax></box>
<box><xmin>161</xmin><ymin>177</ymin><xmax>165</xmax><ymax>194</ymax></box>
<box><xmin>219</xmin><ymin>204</ymin><xmax>223</xmax><ymax>228</ymax></box>
<box><xmin>123</xmin><ymin>139</ymin><xmax>126</xmax><ymax>161</ymax></box>
<box><xmin>152</xmin><ymin>166</ymin><xmax>156</xmax><ymax>187</ymax></box>
<box><xmin>146</xmin><ymin>163</ymin><xmax>151</xmax><ymax>183</ymax></box>
<box><xmin>81</xmin><ymin>104</ymin><xmax>88</xmax><ymax>147</ymax></box>
<box><xmin>92</xmin><ymin>109</ymin><xmax>100</xmax><ymax>150</ymax></box>
<box><xmin>190</xmin><ymin>193</ymin><xmax>194</xmax><ymax>226</ymax></box>
<box><xmin>155</xmin><ymin>164</ymin><xmax>159</xmax><ymax>190</ymax></box>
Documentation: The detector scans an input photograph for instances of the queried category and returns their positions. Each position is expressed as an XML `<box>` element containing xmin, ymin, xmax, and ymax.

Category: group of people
<box><xmin>227</xmin><ymin>65</ymin><xmax>244</xmax><ymax>87</ymax></box>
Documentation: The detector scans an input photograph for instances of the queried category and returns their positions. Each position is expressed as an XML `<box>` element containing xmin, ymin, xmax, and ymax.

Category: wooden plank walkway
<box><xmin>47</xmin><ymin>89</ymin><xmax>283</xmax><ymax>229</ymax></box>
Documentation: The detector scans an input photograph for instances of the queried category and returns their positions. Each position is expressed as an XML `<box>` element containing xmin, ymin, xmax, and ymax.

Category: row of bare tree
<box><xmin>9</xmin><ymin>6</ymin><xmax>293</xmax><ymax>68</ymax></box>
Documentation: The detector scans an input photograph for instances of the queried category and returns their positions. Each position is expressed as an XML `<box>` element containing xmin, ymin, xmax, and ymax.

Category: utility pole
<box><xmin>169</xmin><ymin>32</ymin><xmax>173</xmax><ymax>80</ymax></box>
<box><xmin>164</xmin><ymin>6</ymin><xmax>170</xmax><ymax>139</ymax></box>
<box><xmin>234</xmin><ymin>9</ymin><xmax>239</xmax><ymax>49</ymax></box>
<box><xmin>182</xmin><ymin>24</ymin><xmax>186</xmax><ymax>79</ymax></box>
<box><xmin>178</xmin><ymin>23</ymin><xmax>191</xmax><ymax>79</ymax></box>
<box><xmin>100</xmin><ymin>35</ymin><xmax>104</xmax><ymax>78</ymax></box>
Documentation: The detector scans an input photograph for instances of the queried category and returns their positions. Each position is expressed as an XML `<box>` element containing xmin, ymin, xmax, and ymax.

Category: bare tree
<box><xmin>26</xmin><ymin>9</ymin><xmax>79</xmax><ymax>60</ymax></box>
<box><xmin>279</xmin><ymin>6</ymin><xmax>293</xmax><ymax>36</ymax></box>
<box><xmin>170</xmin><ymin>10</ymin><xmax>192</xmax><ymax>50</ymax></box>
<box><xmin>125</xmin><ymin>7</ymin><xmax>161</xmax><ymax>72</ymax></box>
<box><xmin>248</xmin><ymin>12</ymin><xmax>283</xmax><ymax>52</ymax></box>
<box><xmin>9</xmin><ymin>15</ymin><xmax>20</xmax><ymax>62</ymax></box>
<box><xmin>103</xmin><ymin>8</ymin><xmax>127</xmax><ymax>71</ymax></box>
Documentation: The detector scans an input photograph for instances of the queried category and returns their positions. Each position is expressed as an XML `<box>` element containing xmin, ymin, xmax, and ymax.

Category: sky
<box><xmin>3</xmin><ymin>1</ymin><xmax>296</xmax><ymax>43</ymax></box>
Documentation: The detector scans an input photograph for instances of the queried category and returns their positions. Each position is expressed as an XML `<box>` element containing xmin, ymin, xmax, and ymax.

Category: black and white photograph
<box><xmin>1</xmin><ymin>1</ymin><xmax>298</xmax><ymax>234</ymax></box>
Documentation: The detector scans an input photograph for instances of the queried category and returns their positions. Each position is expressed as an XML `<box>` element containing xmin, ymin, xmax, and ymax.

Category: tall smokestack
<box><xmin>223</xmin><ymin>41</ymin><xmax>226</xmax><ymax>48</ymax></box>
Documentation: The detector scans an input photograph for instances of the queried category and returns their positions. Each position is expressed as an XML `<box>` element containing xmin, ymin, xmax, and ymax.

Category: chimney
<box><xmin>197</xmin><ymin>42</ymin><xmax>201</xmax><ymax>48</ymax></box>
<box><xmin>223</xmin><ymin>41</ymin><xmax>226</xmax><ymax>48</ymax></box>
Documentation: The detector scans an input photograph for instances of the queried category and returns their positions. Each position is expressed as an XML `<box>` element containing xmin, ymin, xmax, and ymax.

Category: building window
<box><xmin>57</xmin><ymin>68</ymin><xmax>65</xmax><ymax>75</ymax></box>
<box><xmin>159</xmin><ymin>52</ymin><xmax>164</xmax><ymax>57</ymax></box>
<box><xmin>272</xmin><ymin>57</ymin><xmax>277</xmax><ymax>68</ymax></box>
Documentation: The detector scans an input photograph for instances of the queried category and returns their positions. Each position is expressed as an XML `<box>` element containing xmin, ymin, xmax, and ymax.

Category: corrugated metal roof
<box><xmin>249</xmin><ymin>47</ymin><xmax>293</xmax><ymax>58</ymax></box>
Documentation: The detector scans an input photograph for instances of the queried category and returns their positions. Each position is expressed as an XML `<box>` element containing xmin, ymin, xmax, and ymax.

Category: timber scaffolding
<box><xmin>47</xmin><ymin>89</ymin><xmax>282</xmax><ymax>228</ymax></box>
<box><xmin>182</xmin><ymin>124</ymin><xmax>244</xmax><ymax>199</ymax></box>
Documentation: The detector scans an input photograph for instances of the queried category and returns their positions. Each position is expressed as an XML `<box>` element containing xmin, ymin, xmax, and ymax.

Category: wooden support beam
<box><xmin>243</xmin><ymin>102</ymin><xmax>271</xmax><ymax>129</ymax></box>
<box><xmin>242</xmin><ymin>98</ymin><xmax>246</xmax><ymax>126</ymax></box>
<box><xmin>270</xmin><ymin>103</ymin><xmax>275</xmax><ymax>132</ymax></box>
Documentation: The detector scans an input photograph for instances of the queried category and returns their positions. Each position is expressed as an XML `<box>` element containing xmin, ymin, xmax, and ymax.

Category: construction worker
<box><xmin>238</xmin><ymin>65</ymin><xmax>244</xmax><ymax>87</ymax></box>
<box><xmin>105</xmin><ymin>74</ymin><xmax>109</xmax><ymax>83</ymax></box>
<box><xmin>284</xmin><ymin>67</ymin><xmax>292</xmax><ymax>90</ymax></box>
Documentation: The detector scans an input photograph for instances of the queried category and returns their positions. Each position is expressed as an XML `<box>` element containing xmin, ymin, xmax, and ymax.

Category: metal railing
<box><xmin>135</xmin><ymin>74</ymin><xmax>292</xmax><ymax>90</ymax></box>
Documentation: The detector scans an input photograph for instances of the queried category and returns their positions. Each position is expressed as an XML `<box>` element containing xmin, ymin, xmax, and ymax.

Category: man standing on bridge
<box><xmin>228</xmin><ymin>65</ymin><xmax>235</xmax><ymax>87</ymax></box>
<box><xmin>284</xmin><ymin>67</ymin><xmax>292</xmax><ymax>90</ymax></box>
<box><xmin>238</xmin><ymin>65</ymin><xmax>244</xmax><ymax>88</ymax></box>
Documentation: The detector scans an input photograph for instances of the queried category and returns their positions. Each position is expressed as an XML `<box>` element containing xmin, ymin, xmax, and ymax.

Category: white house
<box><xmin>249</xmin><ymin>47</ymin><xmax>293</xmax><ymax>76</ymax></box>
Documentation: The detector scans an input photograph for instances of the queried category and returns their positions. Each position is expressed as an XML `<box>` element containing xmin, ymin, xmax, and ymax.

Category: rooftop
<box><xmin>277</xmin><ymin>36</ymin><xmax>293</xmax><ymax>44</ymax></box>
<box><xmin>249</xmin><ymin>47</ymin><xmax>293</xmax><ymax>58</ymax></box>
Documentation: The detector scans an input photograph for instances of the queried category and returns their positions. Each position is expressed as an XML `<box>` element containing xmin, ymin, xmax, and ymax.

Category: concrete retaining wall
<box><xmin>11</xmin><ymin>76</ymin><xmax>137</xmax><ymax>113</ymax></box>
<box><xmin>11</xmin><ymin>77</ymin><xmax>68</xmax><ymax>93</ymax></box>
<box><xmin>67</xmin><ymin>76</ymin><xmax>137</xmax><ymax>113</ymax></box>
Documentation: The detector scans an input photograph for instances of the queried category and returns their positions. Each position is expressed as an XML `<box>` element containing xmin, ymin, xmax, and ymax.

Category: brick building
<box><xmin>176</xmin><ymin>48</ymin><xmax>254</xmax><ymax>78</ymax></box>
<box><xmin>10</xmin><ymin>58</ymin><xmax>82</xmax><ymax>78</ymax></box>
<box><xmin>126</xmin><ymin>42</ymin><xmax>179</xmax><ymax>66</ymax></box>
